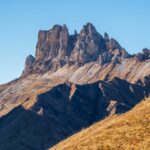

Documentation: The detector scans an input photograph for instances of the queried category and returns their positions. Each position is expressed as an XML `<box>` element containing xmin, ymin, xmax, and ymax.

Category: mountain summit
<box><xmin>0</xmin><ymin>23</ymin><xmax>150</xmax><ymax>150</ymax></box>
<box><xmin>22</xmin><ymin>23</ymin><xmax>131</xmax><ymax>76</ymax></box>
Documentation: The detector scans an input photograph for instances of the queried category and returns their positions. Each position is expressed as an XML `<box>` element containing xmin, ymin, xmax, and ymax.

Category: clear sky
<box><xmin>0</xmin><ymin>0</ymin><xmax>150</xmax><ymax>84</ymax></box>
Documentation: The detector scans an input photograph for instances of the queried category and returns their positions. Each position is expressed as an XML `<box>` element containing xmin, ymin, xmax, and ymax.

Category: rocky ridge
<box><xmin>0</xmin><ymin>23</ymin><xmax>150</xmax><ymax>150</ymax></box>
<box><xmin>22</xmin><ymin>23</ymin><xmax>134</xmax><ymax>76</ymax></box>
<box><xmin>51</xmin><ymin>98</ymin><xmax>150</xmax><ymax>150</ymax></box>
<box><xmin>0</xmin><ymin>77</ymin><xmax>150</xmax><ymax>149</ymax></box>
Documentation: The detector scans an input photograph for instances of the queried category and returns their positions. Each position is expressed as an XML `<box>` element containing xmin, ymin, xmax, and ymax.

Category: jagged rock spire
<box><xmin>104</xmin><ymin>32</ymin><xmax>109</xmax><ymax>40</ymax></box>
<box><xmin>22</xmin><ymin>23</ymin><xmax>150</xmax><ymax>76</ymax></box>
<box><xmin>22</xmin><ymin>54</ymin><xmax>35</xmax><ymax>76</ymax></box>
<box><xmin>70</xmin><ymin>23</ymin><xmax>107</xmax><ymax>64</ymax></box>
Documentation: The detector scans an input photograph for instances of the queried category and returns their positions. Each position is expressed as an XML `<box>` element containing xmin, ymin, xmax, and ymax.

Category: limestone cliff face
<box><xmin>70</xmin><ymin>23</ymin><xmax>107</xmax><ymax>64</ymax></box>
<box><xmin>35</xmin><ymin>25</ymin><xmax>72</xmax><ymax>61</ymax></box>
<box><xmin>23</xmin><ymin>23</ymin><xmax>135</xmax><ymax>76</ymax></box>
<box><xmin>31</xmin><ymin>24</ymin><xmax>74</xmax><ymax>74</ymax></box>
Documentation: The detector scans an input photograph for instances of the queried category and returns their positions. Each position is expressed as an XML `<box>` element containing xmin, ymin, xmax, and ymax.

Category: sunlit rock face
<box><xmin>23</xmin><ymin>23</ymin><xmax>144</xmax><ymax>76</ymax></box>
<box><xmin>35</xmin><ymin>25</ymin><xmax>72</xmax><ymax>61</ymax></box>
<box><xmin>33</xmin><ymin>24</ymin><xmax>73</xmax><ymax>73</ymax></box>
<box><xmin>70</xmin><ymin>23</ymin><xmax>107</xmax><ymax>64</ymax></box>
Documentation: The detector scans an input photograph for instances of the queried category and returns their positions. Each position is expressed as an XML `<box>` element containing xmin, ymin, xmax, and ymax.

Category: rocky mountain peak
<box><xmin>104</xmin><ymin>32</ymin><xmax>109</xmax><ymax>41</ymax></box>
<box><xmin>109</xmin><ymin>38</ymin><xmax>122</xmax><ymax>50</ymax></box>
<box><xmin>70</xmin><ymin>23</ymin><xmax>107</xmax><ymax>64</ymax></box>
<box><xmin>1</xmin><ymin>21</ymin><xmax>150</xmax><ymax>150</ymax></box>
<box><xmin>22</xmin><ymin>23</ymin><xmax>150</xmax><ymax>76</ymax></box>
<box><xmin>22</xmin><ymin>23</ymin><xmax>128</xmax><ymax>76</ymax></box>
<box><xmin>80</xmin><ymin>22</ymin><xmax>97</xmax><ymax>35</ymax></box>
<box><xmin>142</xmin><ymin>48</ymin><xmax>150</xmax><ymax>59</ymax></box>
<box><xmin>35</xmin><ymin>24</ymin><xmax>71</xmax><ymax>62</ymax></box>
<box><xmin>22</xmin><ymin>54</ymin><xmax>35</xmax><ymax>75</ymax></box>
<box><xmin>32</xmin><ymin>24</ymin><xmax>74</xmax><ymax>73</ymax></box>
<box><xmin>134</xmin><ymin>48</ymin><xmax>150</xmax><ymax>61</ymax></box>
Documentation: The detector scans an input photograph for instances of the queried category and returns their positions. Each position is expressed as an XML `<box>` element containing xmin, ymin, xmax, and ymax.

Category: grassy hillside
<box><xmin>50</xmin><ymin>98</ymin><xmax>150</xmax><ymax>150</ymax></box>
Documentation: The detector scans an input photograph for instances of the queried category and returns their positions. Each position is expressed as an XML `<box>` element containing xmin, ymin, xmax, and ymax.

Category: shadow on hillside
<box><xmin>0</xmin><ymin>105</ymin><xmax>62</xmax><ymax>150</ymax></box>
<box><xmin>0</xmin><ymin>83</ymin><xmax>103</xmax><ymax>150</ymax></box>
<box><xmin>0</xmin><ymin>78</ymin><xmax>149</xmax><ymax>150</ymax></box>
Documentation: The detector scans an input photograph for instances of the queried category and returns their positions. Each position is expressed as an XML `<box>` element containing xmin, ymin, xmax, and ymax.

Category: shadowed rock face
<box><xmin>50</xmin><ymin>98</ymin><xmax>150</xmax><ymax>150</ymax></box>
<box><xmin>0</xmin><ymin>78</ymin><xmax>149</xmax><ymax>150</ymax></box>
<box><xmin>134</xmin><ymin>48</ymin><xmax>150</xmax><ymax>61</ymax></box>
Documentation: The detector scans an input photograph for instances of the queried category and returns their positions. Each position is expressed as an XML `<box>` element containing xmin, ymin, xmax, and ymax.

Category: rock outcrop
<box><xmin>22</xmin><ymin>55</ymin><xmax>35</xmax><ymax>75</ymax></box>
<box><xmin>33</xmin><ymin>24</ymin><xmax>73</xmax><ymax>73</ymax></box>
<box><xmin>0</xmin><ymin>23</ymin><xmax>150</xmax><ymax>150</ymax></box>
<box><xmin>22</xmin><ymin>23</ymin><xmax>138</xmax><ymax>76</ymax></box>
<box><xmin>135</xmin><ymin>48</ymin><xmax>150</xmax><ymax>61</ymax></box>
<box><xmin>35</xmin><ymin>25</ymin><xmax>71</xmax><ymax>61</ymax></box>
<box><xmin>70</xmin><ymin>23</ymin><xmax>106</xmax><ymax>64</ymax></box>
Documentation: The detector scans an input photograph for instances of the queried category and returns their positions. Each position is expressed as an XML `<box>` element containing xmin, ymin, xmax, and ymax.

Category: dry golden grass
<box><xmin>50</xmin><ymin>98</ymin><xmax>150</xmax><ymax>150</ymax></box>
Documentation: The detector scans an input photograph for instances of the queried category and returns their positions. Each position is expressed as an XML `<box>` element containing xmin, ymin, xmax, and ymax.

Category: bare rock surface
<box><xmin>0</xmin><ymin>23</ymin><xmax>150</xmax><ymax>150</ymax></box>
<box><xmin>21</xmin><ymin>23</ymin><xmax>141</xmax><ymax>76</ymax></box>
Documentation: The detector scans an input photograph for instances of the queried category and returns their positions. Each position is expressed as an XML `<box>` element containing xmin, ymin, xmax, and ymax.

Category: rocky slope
<box><xmin>51</xmin><ymin>98</ymin><xmax>150</xmax><ymax>150</ymax></box>
<box><xmin>0</xmin><ymin>23</ymin><xmax>150</xmax><ymax>149</ymax></box>
<box><xmin>0</xmin><ymin>78</ymin><xmax>150</xmax><ymax>150</ymax></box>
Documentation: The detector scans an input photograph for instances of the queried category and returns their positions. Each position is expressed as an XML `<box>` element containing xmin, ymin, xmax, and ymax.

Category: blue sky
<box><xmin>0</xmin><ymin>0</ymin><xmax>150</xmax><ymax>84</ymax></box>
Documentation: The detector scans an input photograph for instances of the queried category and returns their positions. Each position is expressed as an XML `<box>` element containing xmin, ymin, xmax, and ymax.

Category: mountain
<box><xmin>50</xmin><ymin>98</ymin><xmax>150</xmax><ymax>150</ymax></box>
<box><xmin>0</xmin><ymin>23</ymin><xmax>150</xmax><ymax>149</ymax></box>
<box><xmin>22</xmin><ymin>23</ymin><xmax>150</xmax><ymax>82</ymax></box>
